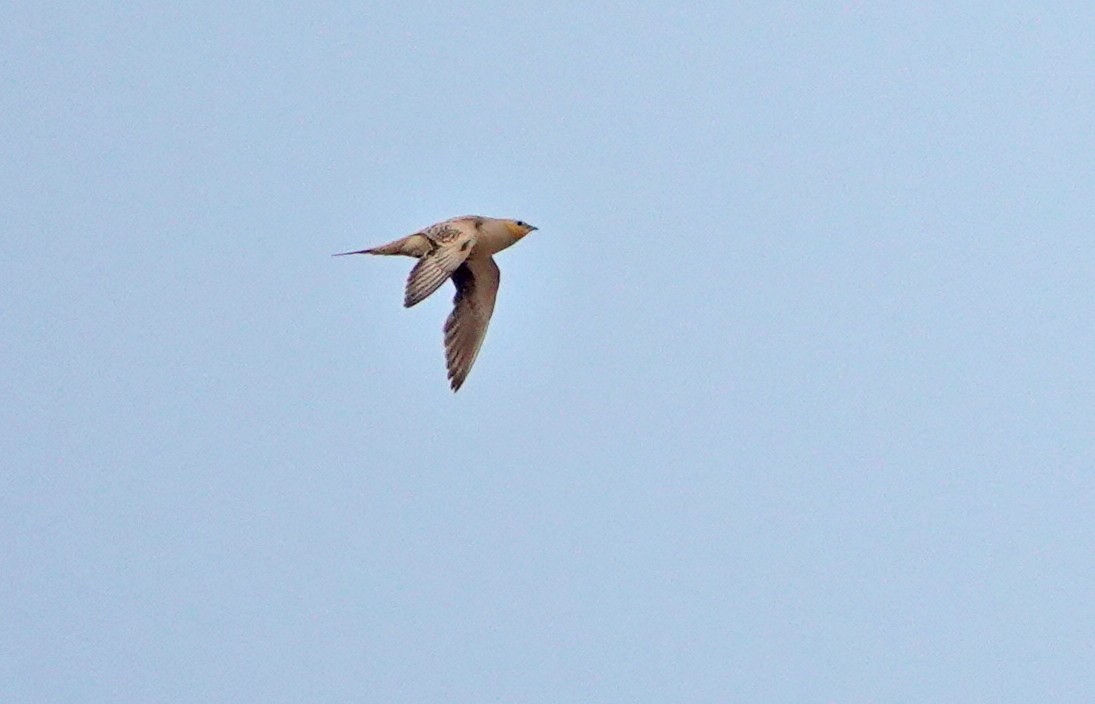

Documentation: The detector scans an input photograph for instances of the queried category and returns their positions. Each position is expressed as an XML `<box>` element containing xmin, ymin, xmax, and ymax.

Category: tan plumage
<box><xmin>336</xmin><ymin>215</ymin><xmax>537</xmax><ymax>391</ymax></box>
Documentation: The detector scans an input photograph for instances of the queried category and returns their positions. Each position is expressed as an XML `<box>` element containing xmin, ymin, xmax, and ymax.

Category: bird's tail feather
<box><xmin>333</xmin><ymin>237</ymin><xmax>417</xmax><ymax>257</ymax></box>
<box><xmin>332</xmin><ymin>236</ymin><xmax>427</xmax><ymax>258</ymax></box>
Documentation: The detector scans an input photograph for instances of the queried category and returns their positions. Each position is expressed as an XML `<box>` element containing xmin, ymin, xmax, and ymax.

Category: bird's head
<box><xmin>504</xmin><ymin>219</ymin><xmax>538</xmax><ymax>239</ymax></box>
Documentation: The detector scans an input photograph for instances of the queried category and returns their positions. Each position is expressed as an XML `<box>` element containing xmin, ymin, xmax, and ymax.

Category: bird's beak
<box><xmin>528</xmin><ymin>225</ymin><xmax>538</xmax><ymax>232</ymax></box>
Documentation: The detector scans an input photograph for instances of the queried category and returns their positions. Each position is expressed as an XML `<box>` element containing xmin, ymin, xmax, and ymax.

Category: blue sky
<box><xmin>3</xmin><ymin>3</ymin><xmax>1093</xmax><ymax>702</ymax></box>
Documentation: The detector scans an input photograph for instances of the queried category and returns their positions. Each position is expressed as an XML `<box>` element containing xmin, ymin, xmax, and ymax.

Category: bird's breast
<box><xmin>475</xmin><ymin>226</ymin><xmax>517</xmax><ymax>255</ymax></box>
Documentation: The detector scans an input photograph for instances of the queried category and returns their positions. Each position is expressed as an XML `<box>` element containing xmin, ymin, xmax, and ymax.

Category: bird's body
<box><xmin>336</xmin><ymin>215</ymin><xmax>537</xmax><ymax>391</ymax></box>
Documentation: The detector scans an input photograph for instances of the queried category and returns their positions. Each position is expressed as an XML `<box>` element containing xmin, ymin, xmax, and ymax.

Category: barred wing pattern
<box><xmin>403</xmin><ymin>224</ymin><xmax>476</xmax><ymax>308</ymax></box>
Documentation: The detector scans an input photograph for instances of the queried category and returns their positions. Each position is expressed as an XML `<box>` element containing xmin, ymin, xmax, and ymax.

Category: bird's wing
<box><xmin>403</xmin><ymin>224</ymin><xmax>476</xmax><ymax>308</ymax></box>
<box><xmin>443</xmin><ymin>256</ymin><xmax>500</xmax><ymax>391</ymax></box>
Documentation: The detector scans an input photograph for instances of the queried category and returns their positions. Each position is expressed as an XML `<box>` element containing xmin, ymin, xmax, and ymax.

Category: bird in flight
<box><xmin>335</xmin><ymin>215</ymin><xmax>537</xmax><ymax>391</ymax></box>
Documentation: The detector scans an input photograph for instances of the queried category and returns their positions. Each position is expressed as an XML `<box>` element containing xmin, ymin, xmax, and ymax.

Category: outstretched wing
<box><xmin>403</xmin><ymin>224</ymin><xmax>476</xmax><ymax>307</ymax></box>
<box><xmin>443</xmin><ymin>257</ymin><xmax>500</xmax><ymax>391</ymax></box>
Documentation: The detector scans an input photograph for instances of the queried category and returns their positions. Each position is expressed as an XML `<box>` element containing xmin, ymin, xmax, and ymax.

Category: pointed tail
<box><xmin>333</xmin><ymin>237</ymin><xmax>417</xmax><ymax>257</ymax></box>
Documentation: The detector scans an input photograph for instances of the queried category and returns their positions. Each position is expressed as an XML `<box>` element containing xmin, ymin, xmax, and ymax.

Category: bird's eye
<box><xmin>517</xmin><ymin>221</ymin><xmax>527</xmax><ymax>227</ymax></box>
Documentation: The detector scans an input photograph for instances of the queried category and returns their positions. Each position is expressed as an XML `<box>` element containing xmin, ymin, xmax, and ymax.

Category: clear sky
<box><xmin>3</xmin><ymin>3</ymin><xmax>1093</xmax><ymax>702</ymax></box>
